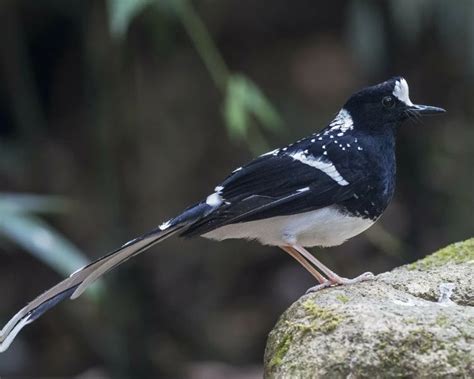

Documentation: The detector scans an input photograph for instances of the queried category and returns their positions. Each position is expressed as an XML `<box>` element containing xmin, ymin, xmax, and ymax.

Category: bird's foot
<box><xmin>331</xmin><ymin>271</ymin><xmax>375</xmax><ymax>285</ymax></box>
<box><xmin>305</xmin><ymin>271</ymin><xmax>375</xmax><ymax>293</ymax></box>
<box><xmin>305</xmin><ymin>281</ymin><xmax>333</xmax><ymax>293</ymax></box>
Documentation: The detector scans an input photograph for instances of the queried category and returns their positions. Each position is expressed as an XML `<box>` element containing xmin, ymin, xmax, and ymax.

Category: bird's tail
<box><xmin>0</xmin><ymin>202</ymin><xmax>213</xmax><ymax>352</ymax></box>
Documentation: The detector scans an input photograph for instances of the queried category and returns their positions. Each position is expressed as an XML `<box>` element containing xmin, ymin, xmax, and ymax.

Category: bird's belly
<box><xmin>202</xmin><ymin>206</ymin><xmax>375</xmax><ymax>247</ymax></box>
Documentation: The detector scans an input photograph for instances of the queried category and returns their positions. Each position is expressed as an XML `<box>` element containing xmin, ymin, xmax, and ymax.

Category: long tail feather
<box><xmin>0</xmin><ymin>223</ymin><xmax>182</xmax><ymax>352</ymax></box>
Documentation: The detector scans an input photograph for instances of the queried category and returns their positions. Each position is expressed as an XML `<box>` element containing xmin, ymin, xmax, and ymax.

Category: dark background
<box><xmin>0</xmin><ymin>0</ymin><xmax>472</xmax><ymax>378</ymax></box>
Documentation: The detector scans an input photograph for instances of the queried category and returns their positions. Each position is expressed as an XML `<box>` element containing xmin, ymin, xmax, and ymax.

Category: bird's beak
<box><xmin>408</xmin><ymin>104</ymin><xmax>446</xmax><ymax>115</ymax></box>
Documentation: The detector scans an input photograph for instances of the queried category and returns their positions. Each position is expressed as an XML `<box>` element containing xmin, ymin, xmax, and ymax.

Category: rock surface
<box><xmin>264</xmin><ymin>238</ymin><xmax>474</xmax><ymax>378</ymax></box>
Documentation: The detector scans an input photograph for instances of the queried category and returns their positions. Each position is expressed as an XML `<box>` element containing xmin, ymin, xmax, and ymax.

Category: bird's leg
<box><xmin>291</xmin><ymin>245</ymin><xmax>375</xmax><ymax>293</ymax></box>
<box><xmin>279</xmin><ymin>246</ymin><xmax>329</xmax><ymax>285</ymax></box>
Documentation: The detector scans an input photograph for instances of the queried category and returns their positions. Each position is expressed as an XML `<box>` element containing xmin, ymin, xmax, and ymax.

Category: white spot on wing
<box><xmin>214</xmin><ymin>185</ymin><xmax>224</xmax><ymax>193</ymax></box>
<box><xmin>159</xmin><ymin>220</ymin><xmax>172</xmax><ymax>231</ymax></box>
<box><xmin>122</xmin><ymin>237</ymin><xmax>139</xmax><ymax>247</ymax></box>
<box><xmin>392</xmin><ymin>78</ymin><xmax>414</xmax><ymax>106</ymax></box>
<box><xmin>297</xmin><ymin>187</ymin><xmax>310</xmax><ymax>192</ymax></box>
<box><xmin>289</xmin><ymin>151</ymin><xmax>349</xmax><ymax>186</ymax></box>
<box><xmin>260</xmin><ymin>148</ymin><xmax>279</xmax><ymax>157</ymax></box>
<box><xmin>232</xmin><ymin>166</ymin><xmax>242</xmax><ymax>173</ymax></box>
<box><xmin>206</xmin><ymin>192</ymin><xmax>223</xmax><ymax>207</ymax></box>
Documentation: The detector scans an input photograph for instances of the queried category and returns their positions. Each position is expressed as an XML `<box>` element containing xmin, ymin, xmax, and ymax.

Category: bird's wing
<box><xmin>182</xmin><ymin>141</ymin><xmax>370</xmax><ymax>236</ymax></box>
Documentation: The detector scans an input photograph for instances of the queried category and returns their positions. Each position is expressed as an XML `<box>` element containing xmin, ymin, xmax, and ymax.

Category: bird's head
<box><xmin>342</xmin><ymin>77</ymin><xmax>445</xmax><ymax>131</ymax></box>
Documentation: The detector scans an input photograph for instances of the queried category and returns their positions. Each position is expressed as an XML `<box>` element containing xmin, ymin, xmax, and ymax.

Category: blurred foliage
<box><xmin>108</xmin><ymin>0</ymin><xmax>154</xmax><ymax>38</ymax></box>
<box><xmin>0</xmin><ymin>194</ymin><xmax>89</xmax><ymax>276</ymax></box>
<box><xmin>108</xmin><ymin>0</ymin><xmax>282</xmax><ymax>153</ymax></box>
<box><xmin>224</xmin><ymin>74</ymin><xmax>283</xmax><ymax>150</ymax></box>
<box><xmin>347</xmin><ymin>0</ymin><xmax>386</xmax><ymax>73</ymax></box>
<box><xmin>0</xmin><ymin>0</ymin><xmax>473</xmax><ymax>377</ymax></box>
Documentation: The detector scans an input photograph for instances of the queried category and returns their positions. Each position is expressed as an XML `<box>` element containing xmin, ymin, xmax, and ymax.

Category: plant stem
<box><xmin>172</xmin><ymin>0</ymin><xmax>230</xmax><ymax>91</ymax></box>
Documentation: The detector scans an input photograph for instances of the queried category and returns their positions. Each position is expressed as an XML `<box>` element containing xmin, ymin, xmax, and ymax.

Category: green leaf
<box><xmin>223</xmin><ymin>75</ymin><xmax>283</xmax><ymax>141</ymax></box>
<box><xmin>236</xmin><ymin>75</ymin><xmax>283</xmax><ymax>132</ymax></box>
<box><xmin>0</xmin><ymin>213</ymin><xmax>89</xmax><ymax>277</ymax></box>
<box><xmin>0</xmin><ymin>193</ymin><xmax>71</xmax><ymax>215</ymax></box>
<box><xmin>224</xmin><ymin>76</ymin><xmax>249</xmax><ymax>139</ymax></box>
<box><xmin>107</xmin><ymin>0</ymin><xmax>154</xmax><ymax>39</ymax></box>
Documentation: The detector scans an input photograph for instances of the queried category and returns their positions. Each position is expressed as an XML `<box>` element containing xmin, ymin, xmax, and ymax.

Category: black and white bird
<box><xmin>0</xmin><ymin>77</ymin><xmax>444</xmax><ymax>351</ymax></box>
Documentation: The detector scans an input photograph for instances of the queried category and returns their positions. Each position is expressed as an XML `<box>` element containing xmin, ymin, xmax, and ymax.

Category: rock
<box><xmin>264</xmin><ymin>238</ymin><xmax>474</xmax><ymax>378</ymax></box>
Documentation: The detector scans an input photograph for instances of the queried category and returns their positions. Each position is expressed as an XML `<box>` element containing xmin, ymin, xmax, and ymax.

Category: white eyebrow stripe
<box><xmin>289</xmin><ymin>151</ymin><xmax>349</xmax><ymax>186</ymax></box>
<box><xmin>392</xmin><ymin>78</ymin><xmax>414</xmax><ymax>106</ymax></box>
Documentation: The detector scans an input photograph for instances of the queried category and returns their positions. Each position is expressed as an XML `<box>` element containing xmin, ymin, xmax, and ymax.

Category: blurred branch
<box><xmin>172</xmin><ymin>0</ymin><xmax>229</xmax><ymax>91</ymax></box>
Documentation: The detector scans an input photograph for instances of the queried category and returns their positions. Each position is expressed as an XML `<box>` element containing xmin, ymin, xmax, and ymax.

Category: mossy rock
<box><xmin>264</xmin><ymin>238</ymin><xmax>474</xmax><ymax>378</ymax></box>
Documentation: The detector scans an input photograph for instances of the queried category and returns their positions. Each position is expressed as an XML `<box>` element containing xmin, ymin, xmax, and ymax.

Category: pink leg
<box><xmin>291</xmin><ymin>245</ymin><xmax>375</xmax><ymax>292</ymax></box>
<box><xmin>279</xmin><ymin>245</ymin><xmax>328</xmax><ymax>285</ymax></box>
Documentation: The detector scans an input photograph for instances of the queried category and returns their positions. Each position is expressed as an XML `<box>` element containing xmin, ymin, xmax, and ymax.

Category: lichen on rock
<box><xmin>264</xmin><ymin>238</ymin><xmax>474</xmax><ymax>378</ymax></box>
<box><xmin>407</xmin><ymin>238</ymin><xmax>474</xmax><ymax>270</ymax></box>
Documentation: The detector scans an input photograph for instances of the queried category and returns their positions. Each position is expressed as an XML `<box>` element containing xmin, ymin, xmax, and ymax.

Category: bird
<box><xmin>0</xmin><ymin>76</ymin><xmax>445</xmax><ymax>352</ymax></box>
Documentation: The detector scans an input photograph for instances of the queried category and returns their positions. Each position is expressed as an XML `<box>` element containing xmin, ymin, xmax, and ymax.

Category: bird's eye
<box><xmin>382</xmin><ymin>96</ymin><xmax>395</xmax><ymax>109</ymax></box>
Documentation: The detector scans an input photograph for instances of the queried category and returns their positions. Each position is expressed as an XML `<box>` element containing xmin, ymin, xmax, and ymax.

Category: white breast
<box><xmin>202</xmin><ymin>206</ymin><xmax>375</xmax><ymax>247</ymax></box>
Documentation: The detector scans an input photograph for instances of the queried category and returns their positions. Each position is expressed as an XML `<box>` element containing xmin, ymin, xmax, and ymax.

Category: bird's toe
<box><xmin>305</xmin><ymin>281</ymin><xmax>333</xmax><ymax>294</ymax></box>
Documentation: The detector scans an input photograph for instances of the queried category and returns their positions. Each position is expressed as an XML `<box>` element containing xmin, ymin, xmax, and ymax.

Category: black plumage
<box><xmin>0</xmin><ymin>76</ymin><xmax>445</xmax><ymax>352</ymax></box>
<box><xmin>182</xmin><ymin>129</ymin><xmax>390</xmax><ymax>236</ymax></box>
